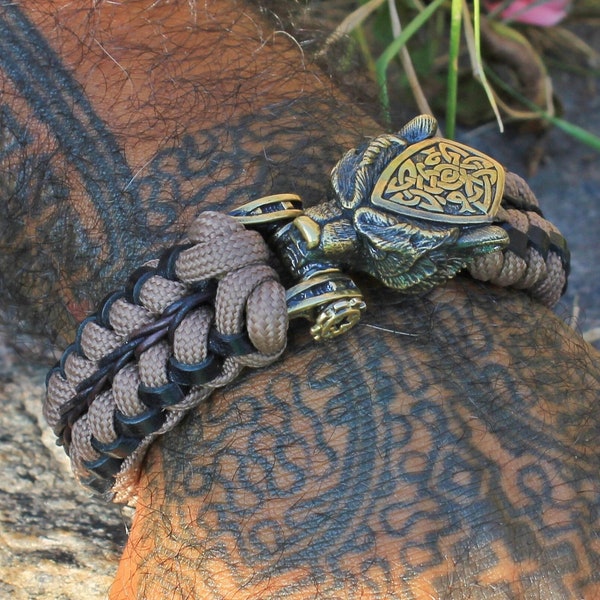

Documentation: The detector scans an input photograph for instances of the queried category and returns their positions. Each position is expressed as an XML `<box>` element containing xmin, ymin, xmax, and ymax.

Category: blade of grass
<box><xmin>387</xmin><ymin>0</ymin><xmax>437</xmax><ymax>121</ymax></box>
<box><xmin>544</xmin><ymin>57</ymin><xmax>600</xmax><ymax>78</ymax></box>
<box><xmin>353</xmin><ymin>22</ymin><xmax>378</xmax><ymax>80</ymax></box>
<box><xmin>375</xmin><ymin>0</ymin><xmax>446</xmax><ymax>124</ymax></box>
<box><xmin>466</xmin><ymin>0</ymin><xmax>504</xmax><ymax>132</ymax></box>
<box><xmin>446</xmin><ymin>0</ymin><xmax>463</xmax><ymax>139</ymax></box>
<box><xmin>487</xmin><ymin>69</ymin><xmax>600</xmax><ymax>152</ymax></box>
<box><xmin>485</xmin><ymin>0</ymin><xmax>513</xmax><ymax>19</ymax></box>
<box><xmin>529</xmin><ymin>108</ymin><xmax>600</xmax><ymax>152</ymax></box>
<box><xmin>316</xmin><ymin>0</ymin><xmax>387</xmax><ymax>59</ymax></box>
<box><xmin>547</xmin><ymin>26</ymin><xmax>600</xmax><ymax>68</ymax></box>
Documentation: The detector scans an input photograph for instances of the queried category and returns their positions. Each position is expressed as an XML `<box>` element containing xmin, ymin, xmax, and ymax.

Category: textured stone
<box><xmin>0</xmin><ymin>358</ymin><xmax>127</xmax><ymax>599</ymax></box>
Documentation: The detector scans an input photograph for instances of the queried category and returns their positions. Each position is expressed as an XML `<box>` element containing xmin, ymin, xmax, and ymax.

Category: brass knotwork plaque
<box><xmin>371</xmin><ymin>138</ymin><xmax>505</xmax><ymax>223</ymax></box>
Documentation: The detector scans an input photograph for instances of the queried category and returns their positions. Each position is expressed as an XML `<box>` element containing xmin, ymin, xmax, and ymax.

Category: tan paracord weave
<box><xmin>45</xmin><ymin>212</ymin><xmax>289</xmax><ymax>503</ymax></box>
<box><xmin>44</xmin><ymin>172</ymin><xmax>568</xmax><ymax>504</ymax></box>
<box><xmin>468</xmin><ymin>172</ymin><xmax>568</xmax><ymax>308</ymax></box>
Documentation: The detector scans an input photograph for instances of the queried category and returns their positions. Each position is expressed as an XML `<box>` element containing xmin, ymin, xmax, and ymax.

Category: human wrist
<box><xmin>111</xmin><ymin>274</ymin><xmax>590</xmax><ymax>600</ymax></box>
<box><xmin>42</xmin><ymin>106</ymin><xmax>569</xmax><ymax>501</ymax></box>
<box><xmin>0</xmin><ymin>0</ymin><xmax>377</xmax><ymax>345</ymax></box>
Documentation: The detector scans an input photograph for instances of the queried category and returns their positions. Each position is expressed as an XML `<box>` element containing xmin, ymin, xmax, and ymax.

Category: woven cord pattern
<box><xmin>45</xmin><ymin>212</ymin><xmax>288</xmax><ymax>503</ymax></box>
<box><xmin>467</xmin><ymin>172</ymin><xmax>570</xmax><ymax>307</ymax></box>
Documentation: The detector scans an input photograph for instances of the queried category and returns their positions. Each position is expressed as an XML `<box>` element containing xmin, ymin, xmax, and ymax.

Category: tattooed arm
<box><xmin>107</xmin><ymin>277</ymin><xmax>600</xmax><ymax>600</ymax></box>
<box><xmin>0</xmin><ymin>0</ymin><xmax>370</xmax><ymax>345</ymax></box>
<box><xmin>1</xmin><ymin>2</ymin><xmax>599</xmax><ymax>599</ymax></box>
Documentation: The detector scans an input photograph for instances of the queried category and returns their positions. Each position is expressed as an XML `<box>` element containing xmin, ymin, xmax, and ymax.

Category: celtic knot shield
<box><xmin>371</xmin><ymin>138</ymin><xmax>505</xmax><ymax>224</ymax></box>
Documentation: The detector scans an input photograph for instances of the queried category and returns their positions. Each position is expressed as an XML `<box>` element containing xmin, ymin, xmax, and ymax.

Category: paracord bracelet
<box><xmin>44</xmin><ymin>115</ymin><xmax>570</xmax><ymax>503</ymax></box>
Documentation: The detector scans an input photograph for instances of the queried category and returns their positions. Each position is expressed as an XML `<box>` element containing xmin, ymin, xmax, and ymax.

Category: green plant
<box><xmin>320</xmin><ymin>0</ymin><xmax>600</xmax><ymax>150</ymax></box>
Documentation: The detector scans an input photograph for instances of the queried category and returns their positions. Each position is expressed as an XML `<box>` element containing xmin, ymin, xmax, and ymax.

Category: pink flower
<box><xmin>484</xmin><ymin>0</ymin><xmax>571</xmax><ymax>26</ymax></box>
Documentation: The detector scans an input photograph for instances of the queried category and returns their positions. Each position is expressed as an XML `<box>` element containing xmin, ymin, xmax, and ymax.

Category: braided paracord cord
<box><xmin>45</xmin><ymin>212</ymin><xmax>288</xmax><ymax>503</ymax></box>
<box><xmin>44</xmin><ymin>171</ymin><xmax>569</xmax><ymax>504</ymax></box>
<box><xmin>469</xmin><ymin>172</ymin><xmax>570</xmax><ymax>307</ymax></box>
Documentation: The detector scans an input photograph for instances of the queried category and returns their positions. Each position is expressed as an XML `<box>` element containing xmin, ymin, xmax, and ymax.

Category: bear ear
<box><xmin>332</xmin><ymin>133</ymin><xmax>409</xmax><ymax>212</ymax></box>
<box><xmin>330</xmin><ymin>147</ymin><xmax>363</xmax><ymax>207</ymax></box>
<box><xmin>331</xmin><ymin>115</ymin><xmax>438</xmax><ymax>213</ymax></box>
<box><xmin>397</xmin><ymin>114</ymin><xmax>438</xmax><ymax>144</ymax></box>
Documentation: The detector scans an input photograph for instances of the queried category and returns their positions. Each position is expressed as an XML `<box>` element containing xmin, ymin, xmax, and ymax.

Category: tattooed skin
<box><xmin>120</xmin><ymin>281</ymin><xmax>600</xmax><ymax>599</ymax></box>
<box><xmin>0</xmin><ymin>1</ymin><xmax>369</xmax><ymax>346</ymax></box>
<box><xmin>1</xmin><ymin>2</ymin><xmax>599</xmax><ymax>599</ymax></box>
<box><xmin>0</xmin><ymin>4</ymin><xmax>146</xmax><ymax>342</ymax></box>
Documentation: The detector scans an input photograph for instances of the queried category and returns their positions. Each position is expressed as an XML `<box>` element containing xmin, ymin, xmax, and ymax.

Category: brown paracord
<box><xmin>44</xmin><ymin>170</ymin><xmax>569</xmax><ymax>504</ymax></box>
<box><xmin>45</xmin><ymin>212</ymin><xmax>288</xmax><ymax>503</ymax></box>
<box><xmin>468</xmin><ymin>171</ymin><xmax>569</xmax><ymax>308</ymax></box>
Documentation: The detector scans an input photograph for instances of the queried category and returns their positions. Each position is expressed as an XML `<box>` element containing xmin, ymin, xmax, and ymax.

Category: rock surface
<box><xmin>0</xmin><ymin>359</ymin><xmax>127</xmax><ymax>599</ymax></box>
